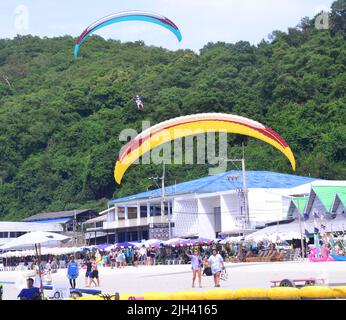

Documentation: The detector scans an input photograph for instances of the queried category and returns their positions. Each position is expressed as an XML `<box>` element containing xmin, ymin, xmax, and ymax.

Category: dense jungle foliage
<box><xmin>0</xmin><ymin>1</ymin><xmax>345</xmax><ymax>220</ymax></box>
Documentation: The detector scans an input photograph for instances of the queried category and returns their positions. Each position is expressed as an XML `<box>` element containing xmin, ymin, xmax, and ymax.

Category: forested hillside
<box><xmin>0</xmin><ymin>1</ymin><xmax>345</xmax><ymax>220</ymax></box>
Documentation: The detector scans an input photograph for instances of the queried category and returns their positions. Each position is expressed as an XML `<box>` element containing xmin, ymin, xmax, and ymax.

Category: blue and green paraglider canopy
<box><xmin>74</xmin><ymin>10</ymin><xmax>182</xmax><ymax>58</ymax></box>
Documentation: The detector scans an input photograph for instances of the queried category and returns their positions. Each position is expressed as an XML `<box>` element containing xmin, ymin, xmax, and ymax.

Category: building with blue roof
<box><xmin>99</xmin><ymin>171</ymin><xmax>322</xmax><ymax>242</ymax></box>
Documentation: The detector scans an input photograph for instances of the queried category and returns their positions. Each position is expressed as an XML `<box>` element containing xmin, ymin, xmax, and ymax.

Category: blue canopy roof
<box><xmin>29</xmin><ymin>217</ymin><xmax>72</xmax><ymax>224</ymax></box>
<box><xmin>109</xmin><ymin>170</ymin><xmax>317</xmax><ymax>205</ymax></box>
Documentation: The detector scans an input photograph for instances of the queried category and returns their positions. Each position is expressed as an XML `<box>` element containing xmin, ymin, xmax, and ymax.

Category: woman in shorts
<box><xmin>90</xmin><ymin>258</ymin><xmax>100</xmax><ymax>287</ymax></box>
<box><xmin>119</xmin><ymin>250</ymin><xmax>126</xmax><ymax>268</ymax></box>
<box><xmin>185</xmin><ymin>249</ymin><xmax>203</xmax><ymax>288</ymax></box>
<box><xmin>208</xmin><ymin>249</ymin><xmax>225</xmax><ymax>287</ymax></box>
<box><xmin>84</xmin><ymin>257</ymin><xmax>92</xmax><ymax>287</ymax></box>
<box><xmin>133</xmin><ymin>249</ymin><xmax>139</xmax><ymax>267</ymax></box>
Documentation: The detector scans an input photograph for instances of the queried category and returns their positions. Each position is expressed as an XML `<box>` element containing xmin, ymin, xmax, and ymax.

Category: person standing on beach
<box><xmin>90</xmin><ymin>258</ymin><xmax>100</xmax><ymax>287</ymax></box>
<box><xmin>67</xmin><ymin>256</ymin><xmax>79</xmax><ymax>289</ymax></box>
<box><xmin>109</xmin><ymin>249</ymin><xmax>116</xmax><ymax>269</ymax></box>
<box><xmin>185</xmin><ymin>249</ymin><xmax>203</xmax><ymax>288</ymax></box>
<box><xmin>133</xmin><ymin>249</ymin><xmax>139</xmax><ymax>267</ymax></box>
<box><xmin>84</xmin><ymin>257</ymin><xmax>92</xmax><ymax>287</ymax></box>
<box><xmin>208</xmin><ymin>249</ymin><xmax>225</xmax><ymax>287</ymax></box>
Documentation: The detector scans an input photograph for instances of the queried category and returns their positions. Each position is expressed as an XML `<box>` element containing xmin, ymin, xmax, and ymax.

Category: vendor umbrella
<box><xmin>96</xmin><ymin>243</ymin><xmax>112</xmax><ymax>251</ymax></box>
<box><xmin>0</xmin><ymin>231</ymin><xmax>70</xmax><ymax>298</ymax></box>
<box><xmin>0</xmin><ymin>231</ymin><xmax>70</xmax><ymax>251</ymax></box>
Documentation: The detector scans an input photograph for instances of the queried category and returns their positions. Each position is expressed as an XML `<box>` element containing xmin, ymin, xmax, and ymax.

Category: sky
<box><xmin>0</xmin><ymin>0</ymin><xmax>335</xmax><ymax>52</ymax></box>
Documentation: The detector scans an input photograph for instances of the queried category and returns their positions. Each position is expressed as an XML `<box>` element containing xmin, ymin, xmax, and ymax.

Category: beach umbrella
<box><xmin>116</xmin><ymin>242</ymin><xmax>135</xmax><ymax>248</ymax></box>
<box><xmin>163</xmin><ymin>238</ymin><xmax>185</xmax><ymax>246</ymax></box>
<box><xmin>0</xmin><ymin>231</ymin><xmax>70</xmax><ymax>298</ymax></box>
<box><xmin>142</xmin><ymin>239</ymin><xmax>161</xmax><ymax>248</ymax></box>
<box><xmin>0</xmin><ymin>231</ymin><xmax>70</xmax><ymax>251</ymax></box>
<box><xmin>96</xmin><ymin>243</ymin><xmax>111</xmax><ymax>251</ymax></box>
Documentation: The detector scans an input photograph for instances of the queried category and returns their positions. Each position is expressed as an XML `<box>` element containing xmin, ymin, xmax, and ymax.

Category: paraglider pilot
<box><xmin>135</xmin><ymin>95</ymin><xmax>144</xmax><ymax>111</ymax></box>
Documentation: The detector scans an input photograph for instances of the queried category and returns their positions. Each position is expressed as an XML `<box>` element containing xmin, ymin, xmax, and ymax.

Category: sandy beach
<box><xmin>1</xmin><ymin>260</ymin><xmax>346</xmax><ymax>300</ymax></box>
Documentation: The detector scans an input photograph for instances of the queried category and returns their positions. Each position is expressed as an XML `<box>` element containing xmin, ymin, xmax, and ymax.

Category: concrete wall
<box><xmin>197</xmin><ymin>196</ymin><xmax>220</xmax><ymax>238</ymax></box>
<box><xmin>248</xmin><ymin>189</ymin><xmax>285</xmax><ymax>226</ymax></box>
<box><xmin>173</xmin><ymin>198</ymin><xmax>199</xmax><ymax>237</ymax></box>
<box><xmin>220</xmin><ymin>193</ymin><xmax>242</xmax><ymax>233</ymax></box>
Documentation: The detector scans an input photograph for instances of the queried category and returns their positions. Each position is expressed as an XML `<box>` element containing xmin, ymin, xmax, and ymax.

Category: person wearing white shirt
<box><xmin>208</xmin><ymin>249</ymin><xmax>225</xmax><ymax>287</ymax></box>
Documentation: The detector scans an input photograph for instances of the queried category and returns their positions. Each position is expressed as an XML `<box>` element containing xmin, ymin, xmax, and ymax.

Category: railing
<box><xmin>104</xmin><ymin>215</ymin><xmax>169</xmax><ymax>230</ymax></box>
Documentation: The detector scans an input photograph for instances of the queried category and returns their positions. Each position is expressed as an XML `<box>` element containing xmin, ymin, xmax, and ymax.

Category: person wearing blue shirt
<box><xmin>18</xmin><ymin>278</ymin><xmax>41</xmax><ymax>300</ymax></box>
<box><xmin>67</xmin><ymin>255</ymin><xmax>79</xmax><ymax>289</ymax></box>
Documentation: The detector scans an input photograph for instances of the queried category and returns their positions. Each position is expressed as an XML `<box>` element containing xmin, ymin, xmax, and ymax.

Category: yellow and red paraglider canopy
<box><xmin>114</xmin><ymin>113</ymin><xmax>296</xmax><ymax>184</ymax></box>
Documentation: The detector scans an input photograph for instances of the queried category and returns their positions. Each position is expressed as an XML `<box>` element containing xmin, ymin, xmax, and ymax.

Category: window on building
<box><xmin>128</xmin><ymin>208</ymin><xmax>137</xmax><ymax>219</ymax></box>
<box><xmin>118</xmin><ymin>208</ymin><xmax>125</xmax><ymax>220</ymax></box>
<box><xmin>118</xmin><ymin>232</ymin><xmax>126</xmax><ymax>243</ymax></box>
<box><xmin>9</xmin><ymin>232</ymin><xmax>17</xmax><ymax>238</ymax></box>
<box><xmin>141</xmin><ymin>230</ymin><xmax>148</xmax><ymax>240</ymax></box>
<box><xmin>152</xmin><ymin>206</ymin><xmax>161</xmax><ymax>217</ymax></box>
<box><xmin>130</xmin><ymin>231</ymin><xmax>138</xmax><ymax>241</ymax></box>
<box><xmin>140</xmin><ymin>206</ymin><xmax>148</xmax><ymax>218</ymax></box>
<box><xmin>0</xmin><ymin>232</ymin><xmax>8</xmax><ymax>238</ymax></box>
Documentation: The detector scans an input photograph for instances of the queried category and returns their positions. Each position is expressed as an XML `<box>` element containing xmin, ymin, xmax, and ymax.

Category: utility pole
<box><xmin>296</xmin><ymin>201</ymin><xmax>305</xmax><ymax>259</ymax></box>
<box><xmin>149</xmin><ymin>162</ymin><xmax>171</xmax><ymax>239</ymax></box>
<box><xmin>224</xmin><ymin>143</ymin><xmax>250</xmax><ymax>230</ymax></box>
<box><xmin>73</xmin><ymin>210</ymin><xmax>77</xmax><ymax>246</ymax></box>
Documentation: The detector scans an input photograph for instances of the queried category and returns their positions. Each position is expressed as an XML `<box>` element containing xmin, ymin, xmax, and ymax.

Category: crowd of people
<box><xmin>11</xmin><ymin>240</ymin><xmax>304</xmax><ymax>299</ymax></box>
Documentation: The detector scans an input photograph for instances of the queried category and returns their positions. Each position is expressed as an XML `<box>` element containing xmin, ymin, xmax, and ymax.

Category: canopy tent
<box><xmin>245</xmin><ymin>221</ymin><xmax>307</xmax><ymax>242</ymax></box>
<box><xmin>245</xmin><ymin>216</ymin><xmax>346</xmax><ymax>242</ymax></box>
<box><xmin>162</xmin><ymin>238</ymin><xmax>185</xmax><ymax>246</ymax></box>
<box><xmin>331</xmin><ymin>193</ymin><xmax>346</xmax><ymax>214</ymax></box>
<box><xmin>104</xmin><ymin>242</ymin><xmax>136</xmax><ymax>251</ymax></box>
<box><xmin>220</xmin><ymin>236</ymin><xmax>244</xmax><ymax>244</ymax></box>
<box><xmin>142</xmin><ymin>239</ymin><xmax>162</xmax><ymax>247</ymax></box>
<box><xmin>287</xmin><ymin>196</ymin><xmax>308</xmax><ymax>218</ymax></box>
<box><xmin>0</xmin><ymin>246</ymin><xmax>82</xmax><ymax>258</ymax></box>
<box><xmin>0</xmin><ymin>231</ymin><xmax>70</xmax><ymax>299</ymax></box>
<box><xmin>95</xmin><ymin>243</ymin><xmax>112</xmax><ymax>251</ymax></box>
<box><xmin>306</xmin><ymin>186</ymin><xmax>346</xmax><ymax>214</ymax></box>
<box><xmin>0</xmin><ymin>231</ymin><xmax>70</xmax><ymax>251</ymax></box>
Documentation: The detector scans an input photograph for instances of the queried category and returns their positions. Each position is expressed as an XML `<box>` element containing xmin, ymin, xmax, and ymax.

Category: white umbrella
<box><xmin>220</xmin><ymin>236</ymin><xmax>244</xmax><ymax>244</ymax></box>
<box><xmin>162</xmin><ymin>238</ymin><xmax>185</xmax><ymax>245</ymax></box>
<box><xmin>104</xmin><ymin>245</ymin><xmax>115</xmax><ymax>252</ymax></box>
<box><xmin>142</xmin><ymin>239</ymin><xmax>162</xmax><ymax>248</ymax></box>
<box><xmin>0</xmin><ymin>231</ymin><xmax>70</xmax><ymax>298</ymax></box>
<box><xmin>0</xmin><ymin>231</ymin><xmax>70</xmax><ymax>250</ymax></box>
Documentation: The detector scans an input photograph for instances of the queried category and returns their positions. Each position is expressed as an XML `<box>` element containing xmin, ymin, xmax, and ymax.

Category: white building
<box><xmin>100</xmin><ymin>171</ymin><xmax>326</xmax><ymax>241</ymax></box>
<box><xmin>0</xmin><ymin>222</ymin><xmax>62</xmax><ymax>246</ymax></box>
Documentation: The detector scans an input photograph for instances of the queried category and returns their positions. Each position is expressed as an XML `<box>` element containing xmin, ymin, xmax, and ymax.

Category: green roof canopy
<box><xmin>291</xmin><ymin>196</ymin><xmax>308</xmax><ymax>214</ymax></box>
<box><xmin>312</xmin><ymin>186</ymin><xmax>346</xmax><ymax>212</ymax></box>
<box><xmin>337</xmin><ymin>192</ymin><xmax>346</xmax><ymax>206</ymax></box>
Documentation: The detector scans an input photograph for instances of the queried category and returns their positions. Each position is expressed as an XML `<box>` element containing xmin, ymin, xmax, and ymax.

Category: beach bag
<box><xmin>204</xmin><ymin>267</ymin><xmax>212</xmax><ymax>276</ymax></box>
